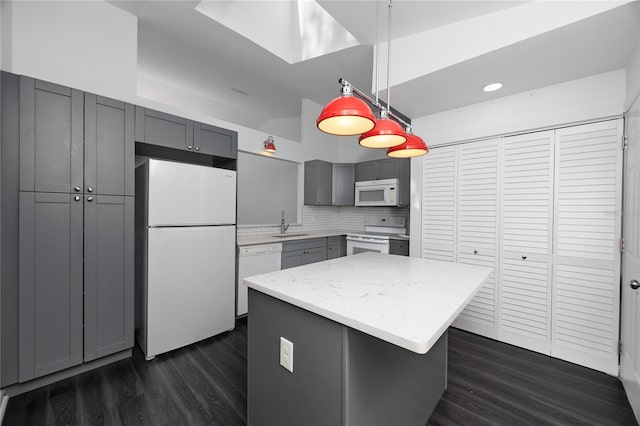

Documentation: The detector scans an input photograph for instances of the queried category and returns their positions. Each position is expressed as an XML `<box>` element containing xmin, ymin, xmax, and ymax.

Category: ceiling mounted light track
<box><xmin>316</xmin><ymin>0</ymin><xmax>427</xmax><ymax>158</ymax></box>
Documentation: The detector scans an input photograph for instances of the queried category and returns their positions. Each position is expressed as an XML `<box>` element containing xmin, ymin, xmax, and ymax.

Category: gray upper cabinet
<box><xmin>134</xmin><ymin>107</ymin><xmax>193</xmax><ymax>151</ymax></box>
<box><xmin>305</xmin><ymin>160</ymin><xmax>333</xmax><ymax>206</ymax></box>
<box><xmin>332</xmin><ymin>163</ymin><xmax>355</xmax><ymax>206</ymax></box>
<box><xmin>19</xmin><ymin>192</ymin><xmax>84</xmax><ymax>382</ymax></box>
<box><xmin>85</xmin><ymin>94</ymin><xmax>134</xmax><ymax>196</ymax></box>
<box><xmin>355</xmin><ymin>158</ymin><xmax>410</xmax><ymax>206</ymax></box>
<box><xmin>194</xmin><ymin>122</ymin><xmax>238</xmax><ymax>159</ymax></box>
<box><xmin>83</xmin><ymin>195</ymin><xmax>134</xmax><ymax>362</ymax></box>
<box><xmin>135</xmin><ymin>107</ymin><xmax>238</xmax><ymax>160</ymax></box>
<box><xmin>355</xmin><ymin>161</ymin><xmax>377</xmax><ymax>182</ymax></box>
<box><xmin>19</xmin><ymin>77</ymin><xmax>84</xmax><ymax>194</ymax></box>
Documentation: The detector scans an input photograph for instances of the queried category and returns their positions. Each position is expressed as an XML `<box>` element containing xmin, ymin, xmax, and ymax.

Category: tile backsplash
<box><xmin>236</xmin><ymin>205</ymin><xmax>410</xmax><ymax>239</ymax></box>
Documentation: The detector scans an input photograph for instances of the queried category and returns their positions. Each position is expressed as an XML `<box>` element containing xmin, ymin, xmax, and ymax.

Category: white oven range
<box><xmin>346</xmin><ymin>217</ymin><xmax>407</xmax><ymax>256</ymax></box>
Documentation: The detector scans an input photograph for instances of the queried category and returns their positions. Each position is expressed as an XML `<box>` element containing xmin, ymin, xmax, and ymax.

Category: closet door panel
<box><xmin>499</xmin><ymin>131</ymin><xmax>554</xmax><ymax>354</ymax></box>
<box><xmin>454</xmin><ymin>140</ymin><xmax>499</xmax><ymax>338</ymax></box>
<box><xmin>552</xmin><ymin>119</ymin><xmax>622</xmax><ymax>375</ymax></box>
<box><xmin>421</xmin><ymin>146</ymin><xmax>457</xmax><ymax>262</ymax></box>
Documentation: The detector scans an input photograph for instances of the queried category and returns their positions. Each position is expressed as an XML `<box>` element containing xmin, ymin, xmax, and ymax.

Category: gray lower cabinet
<box><xmin>327</xmin><ymin>235</ymin><xmax>347</xmax><ymax>259</ymax></box>
<box><xmin>135</xmin><ymin>106</ymin><xmax>238</xmax><ymax>159</ymax></box>
<box><xmin>18</xmin><ymin>192</ymin><xmax>134</xmax><ymax>382</ymax></box>
<box><xmin>390</xmin><ymin>239</ymin><xmax>409</xmax><ymax>256</ymax></box>
<box><xmin>282</xmin><ymin>238</ymin><xmax>328</xmax><ymax>269</ymax></box>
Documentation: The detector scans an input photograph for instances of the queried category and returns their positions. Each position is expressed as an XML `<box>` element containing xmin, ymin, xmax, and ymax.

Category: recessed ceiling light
<box><xmin>482</xmin><ymin>82</ymin><xmax>503</xmax><ymax>92</ymax></box>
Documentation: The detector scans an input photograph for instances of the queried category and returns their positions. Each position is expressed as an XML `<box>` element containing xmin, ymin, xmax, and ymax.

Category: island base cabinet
<box><xmin>248</xmin><ymin>290</ymin><xmax>447</xmax><ymax>426</ymax></box>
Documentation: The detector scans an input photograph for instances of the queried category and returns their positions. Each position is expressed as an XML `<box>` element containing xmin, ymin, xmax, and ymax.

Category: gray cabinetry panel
<box><xmin>282</xmin><ymin>238</ymin><xmax>328</xmax><ymax>269</ymax></box>
<box><xmin>355</xmin><ymin>160</ymin><xmax>377</xmax><ymax>181</ymax></box>
<box><xmin>20</xmin><ymin>77</ymin><xmax>83</xmax><ymax>193</ymax></box>
<box><xmin>332</xmin><ymin>163</ymin><xmax>355</xmax><ymax>206</ymax></box>
<box><xmin>19</xmin><ymin>192</ymin><xmax>83</xmax><ymax>382</ymax></box>
<box><xmin>84</xmin><ymin>196</ymin><xmax>134</xmax><ymax>362</ymax></box>
<box><xmin>378</xmin><ymin>158</ymin><xmax>401</xmax><ymax>180</ymax></box>
<box><xmin>304</xmin><ymin>160</ymin><xmax>332</xmax><ymax>206</ymax></box>
<box><xmin>390</xmin><ymin>239</ymin><xmax>409</xmax><ymax>256</ymax></box>
<box><xmin>85</xmin><ymin>95</ymin><xmax>134</xmax><ymax>196</ymax></box>
<box><xmin>327</xmin><ymin>235</ymin><xmax>346</xmax><ymax>259</ymax></box>
<box><xmin>134</xmin><ymin>107</ymin><xmax>194</xmax><ymax>150</ymax></box>
<box><xmin>194</xmin><ymin>122</ymin><xmax>237</xmax><ymax>158</ymax></box>
<box><xmin>281</xmin><ymin>251</ymin><xmax>304</xmax><ymax>270</ymax></box>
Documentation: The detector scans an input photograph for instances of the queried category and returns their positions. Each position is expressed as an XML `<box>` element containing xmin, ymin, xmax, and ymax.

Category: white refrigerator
<box><xmin>135</xmin><ymin>159</ymin><xmax>236</xmax><ymax>360</ymax></box>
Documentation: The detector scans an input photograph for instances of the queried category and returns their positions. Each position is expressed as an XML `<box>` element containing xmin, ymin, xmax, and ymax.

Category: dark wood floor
<box><xmin>3</xmin><ymin>318</ymin><xmax>638</xmax><ymax>426</ymax></box>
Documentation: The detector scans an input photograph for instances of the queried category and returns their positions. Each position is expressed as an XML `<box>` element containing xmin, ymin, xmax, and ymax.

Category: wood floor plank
<box><xmin>3</xmin><ymin>318</ymin><xmax>637</xmax><ymax>426</ymax></box>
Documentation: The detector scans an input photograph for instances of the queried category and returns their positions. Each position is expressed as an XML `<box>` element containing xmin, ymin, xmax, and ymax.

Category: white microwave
<box><xmin>354</xmin><ymin>179</ymin><xmax>400</xmax><ymax>207</ymax></box>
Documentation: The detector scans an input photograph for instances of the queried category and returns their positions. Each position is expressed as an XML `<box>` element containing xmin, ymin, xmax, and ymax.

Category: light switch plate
<box><xmin>280</xmin><ymin>337</ymin><xmax>293</xmax><ymax>373</ymax></box>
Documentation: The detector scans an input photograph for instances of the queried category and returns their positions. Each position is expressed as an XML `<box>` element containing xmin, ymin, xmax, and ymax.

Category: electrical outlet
<box><xmin>280</xmin><ymin>337</ymin><xmax>293</xmax><ymax>373</ymax></box>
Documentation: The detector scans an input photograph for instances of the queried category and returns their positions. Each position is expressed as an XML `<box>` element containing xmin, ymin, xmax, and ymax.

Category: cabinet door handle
<box><xmin>195</xmin><ymin>146</ymin><xmax>200</xmax><ymax>152</ymax></box>
<box><xmin>74</xmin><ymin>195</ymin><xmax>81</xmax><ymax>201</ymax></box>
<box><xmin>473</xmin><ymin>250</ymin><xmax>478</xmax><ymax>254</ymax></box>
<box><xmin>74</xmin><ymin>186</ymin><xmax>81</xmax><ymax>192</ymax></box>
<box><xmin>522</xmin><ymin>255</ymin><xmax>527</xmax><ymax>260</ymax></box>
<box><xmin>87</xmin><ymin>186</ymin><xmax>94</xmax><ymax>193</ymax></box>
<box><xmin>87</xmin><ymin>196</ymin><xmax>94</xmax><ymax>202</ymax></box>
<box><xmin>629</xmin><ymin>279</ymin><xmax>640</xmax><ymax>290</ymax></box>
<box><xmin>187</xmin><ymin>145</ymin><xmax>193</xmax><ymax>150</ymax></box>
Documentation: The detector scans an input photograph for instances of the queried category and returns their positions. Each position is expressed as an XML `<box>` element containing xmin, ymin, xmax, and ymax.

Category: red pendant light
<box><xmin>317</xmin><ymin>83</ymin><xmax>376</xmax><ymax>136</ymax></box>
<box><xmin>387</xmin><ymin>128</ymin><xmax>428</xmax><ymax>158</ymax></box>
<box><xmin>359</xmin><ymin>109</ymin><xmax>406</xmax><ymax>148</ymax></box>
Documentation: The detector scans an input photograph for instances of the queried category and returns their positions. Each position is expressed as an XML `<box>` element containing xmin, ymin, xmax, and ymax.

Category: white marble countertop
<box><xmin>244</xmin><ymin>252</ymin><xmax>492</xmax><ymax>354</ymax></box>
<box><xmin>236</xmin><ymin>229</ymin><xmax>352</xmax><ymax>247</ymax></box>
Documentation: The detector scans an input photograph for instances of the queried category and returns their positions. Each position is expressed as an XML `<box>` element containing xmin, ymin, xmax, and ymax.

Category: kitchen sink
<box><xmin>272</xmin><ymin>233</ymin><xmax>308</xmax><ymax>238</ymax></box>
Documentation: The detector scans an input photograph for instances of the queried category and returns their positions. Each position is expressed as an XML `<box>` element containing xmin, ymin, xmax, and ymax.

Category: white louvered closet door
<box><xmin>499</xmin><ymin>131</ymin><xmax>554</xmax><ymax>354</ymax></box>
<box><xmin>552</xmin><ymin>120</ymin><xmax>623</xmax><ymax>375</ymax></box>
<box><xmin>421</xmin><ymin>145</ymin><xmax>457</xmax><ymax>262</ymax></box>
<box><xmin>453</xmin><ymin>140</ymin><xmax>499</xmax><ymax>338</ymax></box>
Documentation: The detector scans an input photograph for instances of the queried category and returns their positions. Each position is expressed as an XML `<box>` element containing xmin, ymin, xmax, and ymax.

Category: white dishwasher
<box><xmin>237</xmin><ymin>243</ymin><xmax>282</xmax><ymax>316</ymax></box>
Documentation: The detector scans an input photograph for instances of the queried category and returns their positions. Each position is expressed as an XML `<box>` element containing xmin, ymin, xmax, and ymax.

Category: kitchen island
<box><xmin>245</xmin><ymin>252</ymin><xmax>492</xmax><ymax>426</ymax></box>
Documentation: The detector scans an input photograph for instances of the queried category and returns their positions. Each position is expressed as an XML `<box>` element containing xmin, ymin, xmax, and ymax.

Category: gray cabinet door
<box><xmin>19</xmin><ymin>77</ymin><xmax>83</xmax><ymax>193</ymax></box>
<box><xmin>355</xmin><ymin>161</ymin><xmax>377</xmax><ymax>181</ymax></box>
<box><xmin>83</xmin><ymin>195</ymin><xmax>134</xmax><ymax>362</ymax></box>
<box><xmin>85</xmin><ymin>94</ymin><xmax>134</xmax><ymax>196</ymax></box>
<box><xmin>378</xmin><ymin>158</ymin><xmax>401</xmax><ymax>180</ymax></box>
<box><xmin>282</xmin><ymin>250</ymin><xmax>304</xmax><ymax>270</ymax></box>
<box><xmin>390</xmin><ymin>240</ymin><xmax>409</xmax><ymax>256</ymax></box>
<box><xmin>304</xmin><ymin>160</ymin><xmax>332</xmax><ymax>205</ymax></box>
<box><xmin>327</xmin><ymin>244</ymin><xmax>340</xmax><ymax>259</ymax></box>
<box><xmin>134</xmin><ymin>106</ymin><xmax>194</xmax><ymax>150</ymax></box>
<box><xmin>332</xmin><ymin>163</ymin><xmax>355</xmax><ymax>206</ymax></box>
<box><xmin>305</xmin><ymin>246</ymin><xmax>327</xmax><ymax>265</ymax></box>
<box><xmin>194</xmin><ymin>122</ymin><xmax>237</xmax><ymax>159</ymax></box>
<box><xmin>19</xmin><ymin>192</ymin><xmax>83</xmax><ymax>382</ymax></box>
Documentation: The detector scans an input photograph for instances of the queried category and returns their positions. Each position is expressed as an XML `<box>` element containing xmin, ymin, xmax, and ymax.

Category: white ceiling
<box><xmin>110</xmin><ymin>0</ymin><xmax>638</xmax><ymax>139</ymax></box>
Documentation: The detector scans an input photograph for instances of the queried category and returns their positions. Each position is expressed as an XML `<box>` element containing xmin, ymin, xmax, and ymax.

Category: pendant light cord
<box><xmin>386</xmin><ymin>0</ymin><xmax>393</xmax><ymax>112</ymax></box>
<box><xmin>374</xmin><ymin>0</ymin><xmax>380</xmax><ymax>107</ymax></box>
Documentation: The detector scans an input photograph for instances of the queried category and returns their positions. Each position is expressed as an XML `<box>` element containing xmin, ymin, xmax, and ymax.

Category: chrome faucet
<box><xmin>280</xmin><ymin>210</ymin><xmax>289</xmax><ymax>235</ymax></box>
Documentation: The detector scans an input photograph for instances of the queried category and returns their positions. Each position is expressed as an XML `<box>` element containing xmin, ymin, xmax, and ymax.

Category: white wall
<box><xmin>409</xmin><ymin>69</ymin><xmax>627</xmax><ymax>256</ymax></box>
<box><xmin>413</xmin><ymin>69</ymin><xmax>625</xmax><ymax>147</ymax></box>
<box><xmin>2</xmin><ymin>1</ymin><xmax>137</xmax><ymax>101</ymax></box>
